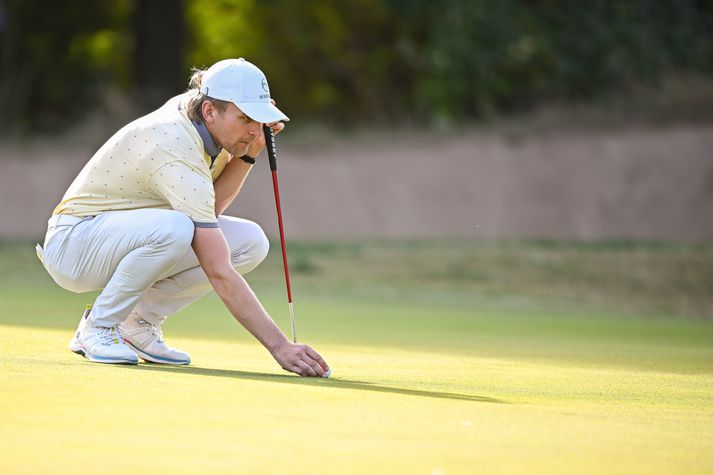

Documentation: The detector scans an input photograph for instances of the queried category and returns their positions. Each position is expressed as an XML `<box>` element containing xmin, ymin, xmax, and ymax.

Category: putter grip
<box><xmin>263</xmin><ymin>124</ymin><xmax>278</xmax><ymax>171</ymax></box>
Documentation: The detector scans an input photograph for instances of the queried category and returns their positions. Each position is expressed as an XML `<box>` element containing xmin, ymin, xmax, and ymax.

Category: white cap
<box><xmin>199</xmin><ymin>58</ymin><xmax>289</xmax><ymax>123</ymax></box>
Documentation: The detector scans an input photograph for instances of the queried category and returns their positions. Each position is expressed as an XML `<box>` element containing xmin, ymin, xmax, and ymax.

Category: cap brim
<box><xmin>236</xmin><ymin>101</ymin><xmax>289</xmax><ymax>123</ymax></box>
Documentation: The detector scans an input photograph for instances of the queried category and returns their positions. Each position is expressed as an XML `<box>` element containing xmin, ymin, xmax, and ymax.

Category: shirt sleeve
<box><xmin>147</xmin><ymin>159</ymin><xmax>219</xmax><ymax>227</ymax></box>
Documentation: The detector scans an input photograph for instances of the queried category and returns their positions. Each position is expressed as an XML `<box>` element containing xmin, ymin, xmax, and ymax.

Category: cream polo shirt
<box><xmin>53</xmin><ymin>92</ymin><xmax>231</xmax><ymax>228</ymax></box>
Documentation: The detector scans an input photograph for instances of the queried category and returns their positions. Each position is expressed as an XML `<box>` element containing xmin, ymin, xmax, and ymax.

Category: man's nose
<box><xmin>249</xmin><ymin>121</ymin><xmax>261</xmax><ymax>136</ymax></box>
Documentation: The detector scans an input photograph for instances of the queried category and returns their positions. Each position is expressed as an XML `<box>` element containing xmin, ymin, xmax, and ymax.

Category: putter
<box><xmin>263</xmin><ymin>124</ymin><xmax>297</xmax><ymax>343</ymax></box>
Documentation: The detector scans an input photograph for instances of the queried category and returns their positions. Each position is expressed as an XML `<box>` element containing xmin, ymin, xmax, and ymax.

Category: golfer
<box><xmin>37</xmin><ymin>58</ymin><xmax>330</xmax><ymax>377</ymax></box>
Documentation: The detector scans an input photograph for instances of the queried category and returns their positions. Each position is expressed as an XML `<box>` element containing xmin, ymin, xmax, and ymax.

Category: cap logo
<box><xmin>261</xmin><ymin>77</ymin><xmax>269</xmax><ymax>93</ymax></box>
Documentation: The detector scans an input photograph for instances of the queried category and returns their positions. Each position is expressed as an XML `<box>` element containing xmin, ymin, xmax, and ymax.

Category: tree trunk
<box><xmin>132</xmin><ymin>0</ymin><xmax>185</xmax><ymax>111</ymax></box>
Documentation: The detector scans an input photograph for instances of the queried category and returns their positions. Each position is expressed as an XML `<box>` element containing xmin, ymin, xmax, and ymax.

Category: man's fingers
<box><xmin>294</xmin><ymin>359</ymin><xmax>318</xmax><ymax>377</ymax></box>
<box><xmin>305</xmin><ymin>347</ymin><xmax>329</xmax><ymax>372</ymax></box>
<box><xmin>265</xmin><ymin>120</ymin><xmax>284</xmax><ymax>129</ymax></box>
<box><xmin>270</xmin><ymin>122</ymin><xmax>285</xmax><ymax>136</ymax></box>
<box><xmin>296</xmin><ymin>347</ymin><xmax>325</xmax><ymax>377</ymax></box>
<box><xmin>304</xmin><ymin>355</ymin><xmax>325</xmax><ymax>376</ymax></box>
<box><xmin>298</xmin><ymin>344</ymin><xmax>327</xmax><ymax>376</ymax></box>
<box><xmin>275</xmin><ymin>342</ymin><xmax>328</xmax><ymax>377</ymax></box>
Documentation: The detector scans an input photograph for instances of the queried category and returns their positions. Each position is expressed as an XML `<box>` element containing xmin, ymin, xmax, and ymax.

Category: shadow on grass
<box><xmin>122</xmin><ymin>363</ymin><xmax>504</xmax><ymax>404</ymax></box>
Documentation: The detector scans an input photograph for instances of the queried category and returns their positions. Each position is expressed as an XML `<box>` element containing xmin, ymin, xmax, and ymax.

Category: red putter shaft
<box><xmin>263</xmin><ymin>124</ymin><xmax>297</xmax><ymax>343</ymax></box>
<box><xmin>270</xmin><ymin>170</ymin><xmax>293</xmax><ymax>304</ymax></box>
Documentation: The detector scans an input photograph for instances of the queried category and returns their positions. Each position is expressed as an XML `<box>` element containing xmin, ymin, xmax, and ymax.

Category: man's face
<box><xmin>204</xmin><ymin>101</ymin><xmax>261</xmax><ymax>157</ymax></box>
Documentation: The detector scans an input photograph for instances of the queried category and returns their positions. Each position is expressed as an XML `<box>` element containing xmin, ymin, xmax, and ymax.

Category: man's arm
<box><xmin>213</xmin><ymin>158</ymin><xmax>253</xmax><ymax>216</ymax></box>
<box><xmin>192</xmin><ymin>226</ymin><xmax>329</xmax><ymax>377</ymax></box>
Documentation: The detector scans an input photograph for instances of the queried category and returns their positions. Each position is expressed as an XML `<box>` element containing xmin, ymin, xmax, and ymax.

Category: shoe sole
<box><xmin>70</xmin><ymin>341</ymin><xmax>138</xmax><ymax>365</ymax></box>
<box><xmin>124</xmin><ymin>340</ymin><xmax>191</xmax><ymax>365</ymax></box>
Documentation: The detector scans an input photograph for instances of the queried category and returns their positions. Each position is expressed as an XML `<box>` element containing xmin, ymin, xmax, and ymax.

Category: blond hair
<box><xmin>186</xmin><ymin>68</ymin><xmax>229</xmax><ymax>122</ymax></box>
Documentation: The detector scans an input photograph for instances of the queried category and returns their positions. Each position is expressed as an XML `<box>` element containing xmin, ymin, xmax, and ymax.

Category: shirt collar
<box><xmin>191</xmin><ymin>120</ymin><xmax>222</xmax><ymax>160</ymax></box>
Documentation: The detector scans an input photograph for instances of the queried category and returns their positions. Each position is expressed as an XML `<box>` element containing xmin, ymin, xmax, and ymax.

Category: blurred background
<box><xmin>0</xmin><ymin>0</ymin><xmax>711</xmax><ymax>318</ymax></box>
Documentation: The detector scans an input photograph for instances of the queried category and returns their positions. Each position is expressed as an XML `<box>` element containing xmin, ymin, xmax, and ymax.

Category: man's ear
<box><xmin>201</xmin><ymin>101</ymin><xmax>215</xmax><ymax>124</ymax></box>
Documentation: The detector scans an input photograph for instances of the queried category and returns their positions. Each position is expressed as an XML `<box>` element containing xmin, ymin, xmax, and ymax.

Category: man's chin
<box><xmin>227</xmin><ymin>144</ymin><xmax>250</xmax><ymax>157</ymax></box>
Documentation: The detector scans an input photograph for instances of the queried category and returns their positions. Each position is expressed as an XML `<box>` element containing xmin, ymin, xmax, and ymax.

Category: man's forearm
<box><xmin>209</xmin><ymin>269</ymin><xmax>289</xmax><ymax>352</ymax></box>
<box><xmin>213</xmin><ymin>157</ymin><xmax>253</xmax><ymax>215</ymax></box>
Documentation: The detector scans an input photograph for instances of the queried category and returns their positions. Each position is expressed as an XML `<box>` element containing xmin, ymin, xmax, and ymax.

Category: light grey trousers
<box><xmin>38</xmin><ymin>209</ymin><xmax>269</xmax><ymax>327</ymax></box>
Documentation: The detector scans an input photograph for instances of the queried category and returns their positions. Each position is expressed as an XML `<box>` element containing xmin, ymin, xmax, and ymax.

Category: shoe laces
<box><xmin>138</xmin><ymin>318</ymin><xmax>164</xmax><ymax>343</ymax></box>
<box><xmin>97</xmin><ymin>327</ymin><xmax>124</xmax><ymax>346</ymax></box>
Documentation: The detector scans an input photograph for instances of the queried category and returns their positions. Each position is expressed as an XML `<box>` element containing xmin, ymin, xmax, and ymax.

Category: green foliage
<box><xmin>185</xmin><ymin>0</ymin><xmax>257</xmax><ymax>67</ymax></box>
<box><xmin>186</xmin><ymin>0</ymin><xmax>713</xmax><ymax>125</ymax></box>
<box><xmin>1</xmin><ymin>0</ymin><xmax>712</xmax><ymax>132</ymax></box>
<box><xmin>0</xmin><ymin>0</ymin><xmax>133</xmax><ymax>133</ymax></box>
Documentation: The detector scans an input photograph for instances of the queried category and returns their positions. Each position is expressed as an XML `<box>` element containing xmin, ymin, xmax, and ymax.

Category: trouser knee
<box><xmin>231</xmin><ymin>222</ymin><xmax>269</xmax><ymax>273</ymax></box>
<box><xmin>154</xmin><ymin>211</ymin><xmax>195</xmax><ymax>262</ymax></box>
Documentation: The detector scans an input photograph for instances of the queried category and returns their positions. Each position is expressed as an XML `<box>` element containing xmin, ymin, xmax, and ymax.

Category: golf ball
<box><xmin>323</xmin><ymin>368</ymin><xmax>332</xmax><ymax>378</ymax></box>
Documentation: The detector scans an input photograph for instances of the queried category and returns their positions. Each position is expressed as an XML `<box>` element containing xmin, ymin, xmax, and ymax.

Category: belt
<box><xmin>47</xmin><ymin>214</ymin><xmax>88</xmax><ymax>228</ymax></box>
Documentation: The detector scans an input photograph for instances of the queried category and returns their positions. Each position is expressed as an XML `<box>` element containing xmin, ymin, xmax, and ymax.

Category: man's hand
<box><xmin>246</xmin><ymin>121</ymin><xmax>285</xmax><ymax>158</ymax></box>
<box><xmin>271</xmin><ymin>341</ymin><xmax>330</xmax><ymax>377</ymax></box>
<box><xmin>193</xmin><ymin>227</ymin><xmax>329</xmax><ymax>377</ymax></box>
<box><xmin>245</xmin><ymin>100</ymin><xmax>286</xmax><ymax>158</ymax></box>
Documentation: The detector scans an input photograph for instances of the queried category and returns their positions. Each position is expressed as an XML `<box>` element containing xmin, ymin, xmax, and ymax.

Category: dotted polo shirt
<box><xmin>53</xmin><ymin>92</ymin><xmax>231</xmax><ymax>228</ymax></box>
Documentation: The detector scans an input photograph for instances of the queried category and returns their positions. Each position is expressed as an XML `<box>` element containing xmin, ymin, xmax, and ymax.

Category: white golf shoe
<box><xmin>119</xmin><ymin>313</ymin><xmax>191</xmax><ymax>365</ymax></box>
<box><xmin>69</xmin><ymin>305</ymin><xmax>139</xmax><ymax>365</ymax></box>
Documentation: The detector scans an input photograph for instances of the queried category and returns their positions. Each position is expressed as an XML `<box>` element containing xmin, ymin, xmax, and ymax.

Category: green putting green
<box><xmin>1</xmin><ymin>240</ymin><xmax>712</xmax><ymax>474</ymax></box>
